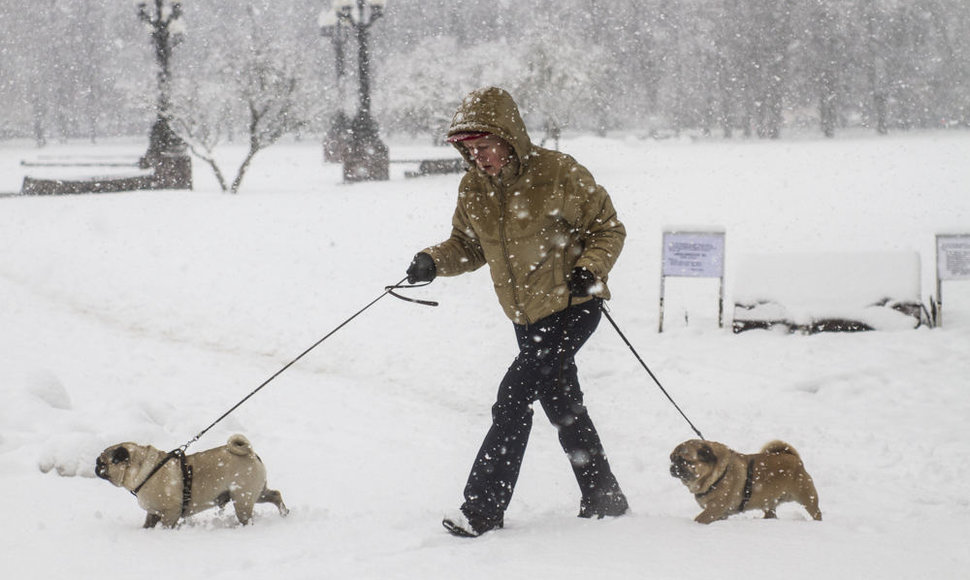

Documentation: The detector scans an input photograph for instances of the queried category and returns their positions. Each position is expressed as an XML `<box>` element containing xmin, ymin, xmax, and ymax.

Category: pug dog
<box><xmin>96</xmin><ymin>434</ymin><xmax>288</xmax><ymax>528</ymax></box>
<box><xmin>670</xmin><ymin>439</ymin><xmax>822</xmax><ymax>524</ymax></box>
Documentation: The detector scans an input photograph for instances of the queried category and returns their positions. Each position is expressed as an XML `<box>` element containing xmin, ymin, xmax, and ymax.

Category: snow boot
<box><xmin>442</xmin><ymin>508</ymin><xmax>504</xmax><ymax>538</ymax></box>
<box><xmin>578</xmin><ymin>490</ymin><xmax>629</xmax><ymax>519</ymax></box>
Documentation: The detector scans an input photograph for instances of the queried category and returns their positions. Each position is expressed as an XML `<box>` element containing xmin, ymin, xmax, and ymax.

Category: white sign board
<box><xmin>937</xmin><ymin>234</ymin><xmax>970</xmax><ymax>280</ymax></box>
<box><xmin>662</xmin><ymin>231</ymin><xmax>725</xmax><ymax>278</ymax></box>
<box><xmin>659</xmin><ymin>229</ymin><xmax>726</xmax><ymax>332</ymax></box>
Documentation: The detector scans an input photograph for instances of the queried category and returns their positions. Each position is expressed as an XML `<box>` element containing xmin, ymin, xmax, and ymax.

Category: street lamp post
<box><xmin>136</xmin><ymin>0</ymin><xmax>192</xmax><ymax>189</ymax></box>
<box><xmin>319</xmin><ymin>6</ymin><xmax>353</xmax><ymax>163</ymax></box>
<box><xmin>332</xmin><ymin>0</ymin><xmax>389</xmax><ymax>182</ymax></box>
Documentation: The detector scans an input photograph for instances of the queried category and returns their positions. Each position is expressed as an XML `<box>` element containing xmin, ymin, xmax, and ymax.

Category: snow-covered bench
<box><xmin>403</xmin><ymin>158</ymin><xmax>466</xmax><ymax>178</ymax></box>
<box><xmin>732</xmin><ymin>252</ymin><xmax>924</xmax><ymax>333</ymax></box>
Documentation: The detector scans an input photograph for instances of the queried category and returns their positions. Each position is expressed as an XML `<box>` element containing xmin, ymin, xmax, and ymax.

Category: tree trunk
<box><xmin>864</xmin><ymin>0</ymin><xmax>890</xmax><ymax>135</ymax></box>
<box><xmin>230</xmin><ymin>142</ymin><xmax>261</xmax><ymax>194</ymax></box>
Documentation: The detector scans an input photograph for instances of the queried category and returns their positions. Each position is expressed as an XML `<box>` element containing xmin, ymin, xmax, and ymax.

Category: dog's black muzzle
<box><xmin>95</xmin><ymin>457</ymin><xmax>109</xmax><ymax>480</ymax></box>
<box><xmin>670</xmin><ymin>456</ymin><xmax>692</xmax><ymax>480</ymax></box>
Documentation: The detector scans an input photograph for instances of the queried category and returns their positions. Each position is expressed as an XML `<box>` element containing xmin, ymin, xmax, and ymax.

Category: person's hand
<box><xmin>406</xmin><ymin>252</ymin><xmax>437</xmax><ymax>284</ymax></box>
<box><xmin>567</xmin><ymin>267</ymin><xmax>597</xmax><ymax>297</ymax></box>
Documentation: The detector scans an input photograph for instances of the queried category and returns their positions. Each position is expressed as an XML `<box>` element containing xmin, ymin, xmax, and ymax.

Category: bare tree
<box><xmin>515</xmin><ymin>40</ymin><xmax>610</xmax><ymax>145</ymax></box>
<box><xmin>750</xmin><ymin>0</ymin><xmax>794</xmax><ymax>139</ymax></box>
<box><xmin>230</xmin><ymin>46</ymin><xmax>309</xmax><ymax>193</ymax></box>
<box><xmin>169</xmin><ymin>80</ymin><xmax>232</xmax><ymax>191</ymax></box>
<box><xmin>812</xmin><ymin>1</ymin><xmax>841</xmax><ymax>138</ymax></box>
<box><xmin>169</xmin><ymin>7</ymin><xmax>317</xmax><ymax>193</ymax></box>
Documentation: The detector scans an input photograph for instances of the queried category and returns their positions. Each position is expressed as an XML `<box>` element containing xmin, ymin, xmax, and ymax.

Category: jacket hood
<box><xmin>448</xmin><ymin>87</ymin><xmax>533</xmax><ymax>170</ymax></box>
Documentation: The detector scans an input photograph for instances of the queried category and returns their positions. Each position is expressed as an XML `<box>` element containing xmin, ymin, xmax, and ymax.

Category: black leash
<box><xmin>132</xmin><ymin>277</ymin><xmax>436</xmax><ymax>509</ymax></box>
<box><xmin>598</xmin><ymin>302</ymin><xmax>706</xmax><ymax>440</ymax></box>
<box><xmin>130</xmin><ymin>278</ymin><xmax>436</xmax><ymax>515</ymax></box>
<box><xmin>181</xmin><ymin>277</ymin><xmax>435</xmax><ymax>451</ymax></box>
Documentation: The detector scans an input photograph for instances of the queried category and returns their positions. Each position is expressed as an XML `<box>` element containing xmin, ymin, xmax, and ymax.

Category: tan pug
<box><xmin>669</xmin><ymin>439</ymin><xmax>822</xmax><ymax>524</ymax></box>
<box><xmin>96</xmin><ymin>434</ymin><xmax>288</xmax><ymax>528</ymax></box>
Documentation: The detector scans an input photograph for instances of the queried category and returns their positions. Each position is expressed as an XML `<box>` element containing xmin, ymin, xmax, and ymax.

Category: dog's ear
<box><xmin>111</xmin><ymin>446</ymin><xmax>130</xmax><ymax>464</ymax></box>
<box><xmin>697</xmin><ymin>444</ymin><xmax>717</xmax><ymax>464</ymax></box>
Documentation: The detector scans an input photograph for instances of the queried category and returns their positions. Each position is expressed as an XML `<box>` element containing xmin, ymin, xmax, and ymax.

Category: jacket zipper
<box><xmin>497</xmin><ymin>187</ymin><xmax>528</xmax><ymax>324</ymax></box>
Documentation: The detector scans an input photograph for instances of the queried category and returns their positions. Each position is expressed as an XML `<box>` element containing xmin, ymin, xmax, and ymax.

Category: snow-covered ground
<box><xmin>2</xmin><ymin>131</ymin><xmax>969</xmax><ymax>579</ymax></box>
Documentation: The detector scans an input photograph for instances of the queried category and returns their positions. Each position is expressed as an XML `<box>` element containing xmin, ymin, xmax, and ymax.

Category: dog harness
<box><xmin>131</xmin><ymin>448</ymin><xmax>194</xmax><ymax>518</ymax></box>
<box><xmin>737</xmin><ymin>459</ymin><xmax>756</xmax><ymax>512</ymax></box>
<box><xmin>694</xmin><ymin>458</ymin><xmax>756</xmax><ymax>514</ymax></box>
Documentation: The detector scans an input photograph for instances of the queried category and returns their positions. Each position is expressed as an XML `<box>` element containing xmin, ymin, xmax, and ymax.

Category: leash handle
<box><xmin>386</xmin><ymin>280</ymin><xmax>439</xmax><ymax>307</ymax></box>
<box><xmin>599</xmin><ymin>302</ymin><xmax>706</xmax><ymax>440</ymax></box>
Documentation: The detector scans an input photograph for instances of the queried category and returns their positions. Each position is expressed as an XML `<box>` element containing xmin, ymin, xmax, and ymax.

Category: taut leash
<box><xmin>598</xmin><ymin>302</ymin><xmax>706</xmax><ymax>440</ymax></box>
<box><xmin>128</xmin><ymin>278</ymin><xmax>436</xmax><ymax>519</ymax></box>
<box><xmin>182</xmin><ymin>277</ymin><xmax>435</xmax><ymax>451</ymax></box>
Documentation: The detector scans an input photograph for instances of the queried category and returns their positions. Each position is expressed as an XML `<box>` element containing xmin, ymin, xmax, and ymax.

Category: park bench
<box><xmin>732</xmin><ymin>252</ymin><xmax>925</xmax><ymax>333</ymax></box>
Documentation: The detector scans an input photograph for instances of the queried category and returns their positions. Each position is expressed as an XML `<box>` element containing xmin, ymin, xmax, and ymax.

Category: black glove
<box><xmin>406</xmin><ymin>252</ymin><xmax>437</xmax><ymax>284</ymax></box>
<box><xmin>567</xmin><ymin>267</ymin><xmax>597</xmax><ymax>297</ymax></box>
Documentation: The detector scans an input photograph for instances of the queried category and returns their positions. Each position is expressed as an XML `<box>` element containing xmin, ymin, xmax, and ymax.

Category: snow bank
<box><xmin>733</xmin><ymin>252</ymin><xmax>922</xmax><ymax>330</ymax></box>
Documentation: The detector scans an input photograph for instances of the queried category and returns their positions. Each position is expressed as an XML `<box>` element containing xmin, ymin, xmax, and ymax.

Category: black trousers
<box><xmin>461</xmin><ymin>298</ymin><xmax>622</xmax><ymax>520</ymax></box>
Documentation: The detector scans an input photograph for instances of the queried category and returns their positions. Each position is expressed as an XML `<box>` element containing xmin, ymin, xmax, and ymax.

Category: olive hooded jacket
<box><xmin>422</xmin><ymin>87</ymin><xmax>626</xmax><ymax>325</ymax></box>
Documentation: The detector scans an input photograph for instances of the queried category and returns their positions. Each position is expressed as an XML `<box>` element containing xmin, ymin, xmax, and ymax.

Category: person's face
<box><xmin>462</xmin><ymin>135</ymin><xmax>513</xmax><ymax>176</ymax></box>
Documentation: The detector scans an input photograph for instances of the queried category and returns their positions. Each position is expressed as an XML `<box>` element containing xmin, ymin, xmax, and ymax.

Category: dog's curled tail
<box><xmin>227</xmin><ymin>434</ymin><xmax>255</xmax><ymax>457</ymax></box>
<box><xmin>761</xmin><ymin>440</ymin><xmax>799</xmax><ymax>457</ymax></box>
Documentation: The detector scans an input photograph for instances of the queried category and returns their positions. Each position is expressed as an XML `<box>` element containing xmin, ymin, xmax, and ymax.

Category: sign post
<box><xmin>659</xmin><ymin>228</ymin><xmax>726</xmax><ymax>332</ymax></box>
<box><xmin>935</xmin><ymin>234</ymin><xmax>970</xmax><ymax>327</ymax></box>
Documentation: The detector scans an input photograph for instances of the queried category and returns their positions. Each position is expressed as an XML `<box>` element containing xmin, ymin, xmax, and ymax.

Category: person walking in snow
<box><xmin>405</xmin><ymin>87</ymin><xmax>629</xmax><ymax>537</ymax></box>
